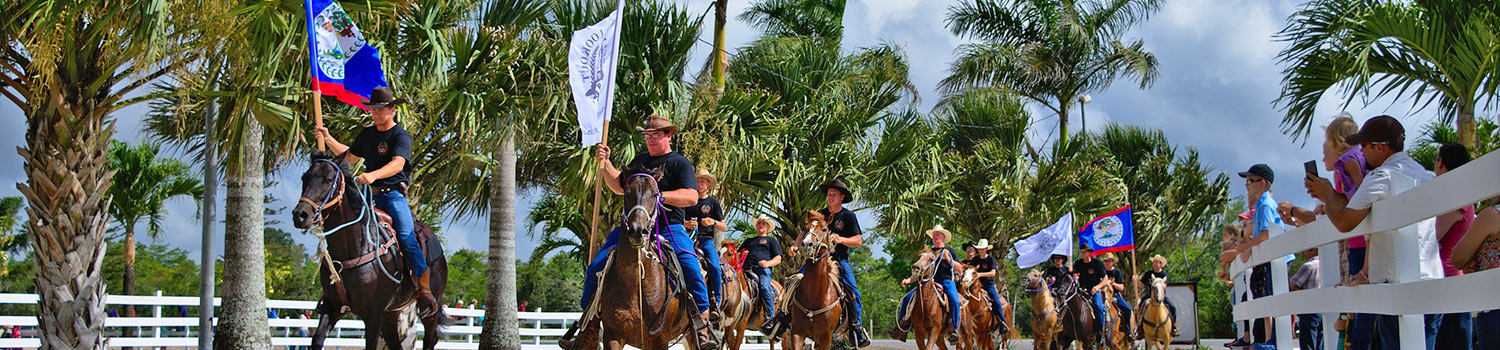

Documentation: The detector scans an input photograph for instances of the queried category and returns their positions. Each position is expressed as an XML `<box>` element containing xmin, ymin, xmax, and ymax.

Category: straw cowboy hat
<box><xmin>925</xmin><ymin>224</ymin><xmax>952</xmax><ymax>240</ymax></box>
<box><xmin>635</xmin><ymin>114</ymin><xmax>681</xmax><ymax>135</ymax></box>
<box><xmin>695</xmin><ymin>169</ymin><xmax>717</xmax><ymax>191</ymax></box>
<box><xmin>973</xmin><ymin>239</ymin><xmax>993</xmax><ymax>250</ymax></box>
<box><xmin>1149</xmin><ymin>254</ymin><xmax>1167</xmax><ymax>264</ymax></box>
<box><xmin>753</xmin><ymin>215</ymin><xmax>776</xmax><ymax>228</ymax></box>
<box><xmin>1099</xmin><ymin>253</ymin><xmax>1117</xmax><ymax>261</ymax></box>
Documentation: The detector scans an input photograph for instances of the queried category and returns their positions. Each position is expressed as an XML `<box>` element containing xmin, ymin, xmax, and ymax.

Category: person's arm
<box><xmin>357</xmin><ymin>156</ymin><xmax>406</xmax><ymax>184</ymax></box>
<box><xmin>1311</xmin><ymin>173</ymin><xmax>1375</xmax><ymax>232</ymax></box>
<box><xmin>661</xmin><ymin>160</ymin><xmax>701</xmax><ymax>207</ymax></box>
<box><xmin>595</xmin><ymin>145</ymin><xmax>624</xmax><ymax>195</ymax></box>
<box><xmin>710</xmin><ymin>201</ymin><xmax>727</xmax><ymax>232</ymax></box>
<box><xmin>834</xmin><ymin>213</ymin><xmax>864</xmax><ymax>248</ymax></box>
<box><xmin>1436</xmin><ymin>208</ymin><xmax>1463</xmax><ymax>240</ymax></box>
<box><xmin>1344</xmin><ymin>161</ymin><xmax>1366</xmax><ymax>188</ymax></box>
<box><xmin>1454</xmin><ymin>206</ymin><xmax>1500</xmax><ymax>268</ymax></box>
<box><xmin>312</xmin><ymin>127</ymin><xmax>360</xmax><ymax>163</ymax></box>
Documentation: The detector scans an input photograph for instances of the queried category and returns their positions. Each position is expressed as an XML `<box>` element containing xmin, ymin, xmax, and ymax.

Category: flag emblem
<box><xmin>1092</xmin><ymin>216</ymin><xmax>1125</xmax><ymax>246</ymax></box>
<box><xmin>312</xmin><ymin>6</ymin><xmax>366</xmax><ymax>80</ymax></box>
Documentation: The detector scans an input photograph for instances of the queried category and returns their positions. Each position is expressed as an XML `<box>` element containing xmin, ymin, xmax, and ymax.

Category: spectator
<box><xmin>1305</xmin><ymin>115</ymin><xmax>1442</xmax><ymax>349</ymax></box>
<box><xmin>1431</xmin><ymin>143</ymin><xmax>1476</xmax><ymax>350</ymax></box>
<box><xmin>1290</xmin><ymin>249</ymin><xmax>1322</xmax><ymax>350</ymax></box>
<box><xmin>1230</xmin><ymin>163</ymin><xmax>1286</xmax><ymax>347</ymax></box>
<box><xmin>1456</xmin><ymin>209</ymin><xmax>1500</xmax><ymax>348</ymax></box>
<box><xmin>520</xmin><ymin>301</ymin><xmax>527</xmax><ymax>312</ymax></box>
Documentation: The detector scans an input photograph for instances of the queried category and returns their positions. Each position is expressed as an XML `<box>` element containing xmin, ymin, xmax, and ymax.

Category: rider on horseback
<box><xmin>889</xmin><ymin>225</ymin><xmax>965</xmax><ymax>343</ymax></box>
<box><xmin>1135</xmin><ymin>254</ymin><xmax>1179</xmax><ymax>337</ymax></box>
<box><xmin>741</xmin><ymin>216</ymin><xmax>784</xmax><ymax>333</ymax></box>
<box><xmin>1042</xmin><ymin>254</ymin><xmax>1071</xmax><ymax>283</ymax></box>
<box><xmin>970</xmin><ymin>239</ymin><xmax>1010</xmax><ymax>335</ymax></box>
<box><xmin>311</xmin><ymin>87</ymin><xmax>440</xmax><ymax>317</ymax></box>
<box><xmin>767</xmin><ymin>179</ymin><xmax>873</xmax><ymax>348</ymax></box>
<box><xmin>559</xmin><ymin>115</ymin><xmax>719</xmax><ymax>350</ymax></box>
<box><xmin>686</xmin><ymin>169</ymin><xmax>728</xmax><ymax>321</ymax></box>
<box><xmin>1099</xmin><ymin>254</ymin><xmax>1134</xmax><ymax>338</ymax></box>
<box><xmin>1073</xmin><ymin>246</ymin><xmax>1110</xmax><ymax>335</ymax></box>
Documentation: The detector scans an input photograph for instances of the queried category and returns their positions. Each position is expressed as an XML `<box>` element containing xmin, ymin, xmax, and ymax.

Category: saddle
<box><xmin>321</xmin><ymin>207</ymin><xmax>440</xmax><ymax>309</ymax></box>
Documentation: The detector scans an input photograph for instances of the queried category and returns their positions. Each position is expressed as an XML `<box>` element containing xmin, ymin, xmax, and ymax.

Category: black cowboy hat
<box><xmin>1050</xmin><ymin>254</ymin><xmax>1068</xmax><ymax>261</ymax></box>
<box><xmin>362</xmin><ymin>87</ymin><xmax>407</xmax><ymax>110</ymax></box>
<box><xmin>818</xmin><ymin>179</ymin><xmax>854</xmax><ymax>203</ymax></box>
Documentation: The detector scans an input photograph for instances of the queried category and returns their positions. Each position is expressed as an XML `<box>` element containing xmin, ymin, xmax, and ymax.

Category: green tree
<box><xmin>1409</xmin><ymin>119</ymin><xmax>1500</xmax><ymax>169</ymax></box>
<box><xmin>516</xmin><ymin>253</ymin><xmax>584</xmax><ymax>312</ymax></box>
<box><xmin>103</xmin><ymin>239</ymin><xmax>202</xmax><ymax>311</ymax></box>
<box><xmin>1276</xmin><ymin>0</ymin><xmax>1500</xmax><ymax>147</ymax></box>
<box><xmin>0</xmin><ymin>197</ymin><xmax>25</xmax><ymax>289</ymax></box>
<box><xmin>263</xmin><ymin>228</ymin><xmax>319</xmax><ymax>302</ymax></box>
<box><xmin>106</xmin><ymin>140</ymin><xmax>203</xmax><ymax>301</ymax></box>
<box><xmin>1089</xmin><ymin>124</ymin><xmax>1231</xmax><ymax>253</ymax></box>
<box><xmin>942</xmin><ymin>0</ymin><xmax>1162</xmax><ymax>145</ymax></box>
<box><xmin>445</xmin><ymin>249</ymin><xmax>489</xmax><ymax>306</ymax></box>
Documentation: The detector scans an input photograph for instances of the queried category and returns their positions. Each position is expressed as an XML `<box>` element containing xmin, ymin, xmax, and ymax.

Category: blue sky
<box><xmin>0</xmin><ymin>0</ymin><xmax>1452</xmax><ymax>264</ymax></box>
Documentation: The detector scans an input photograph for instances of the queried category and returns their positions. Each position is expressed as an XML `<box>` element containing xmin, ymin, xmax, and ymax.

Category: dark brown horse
<box><xmin>1053</xmin><ymin>277</ymin><xmax>1097</xmax><ymax>350</ymax></box>
<box><xmin>780</xmin><ymin>210</ymin><xmax>844</xmax><ymax>350</ymax></box>
<box><xmin>292</xmin><ymin>152</ymin><xmax>451</xmax><ymax>350</ymax></box>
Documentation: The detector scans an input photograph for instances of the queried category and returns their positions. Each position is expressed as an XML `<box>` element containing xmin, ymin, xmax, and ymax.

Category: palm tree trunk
<box><xmin>215</xmin><ymin>116</ymin><xmax>271</xmax><ymax>350</ymax></box>
<box><xmin>711</xmin><ymin>0</ymin><xmax>728</xmax><ymax>98</ymax></box>
<box><xmin>1057</xmin><ymin>101</ymin><xmax>1071</xmax><ymax>146</ymax></box>
<box><xmin>480</xmin><ymin>130</ymin><xmax>520</xmax><ymax>349</ymax></box>
<box><xmin>1459</xmin><ymin>103</ymin><xmax>1476</xmax><ymax>148</ymax></box>
<box><xmin>20</xmin><ymin>95</ymin><xmax>114</xmax><ymax>350</ymax></box>
<box><xmin>124</xmin><ymin>226</ymin><xmax>136</xmax><ymax>297</ymax></box>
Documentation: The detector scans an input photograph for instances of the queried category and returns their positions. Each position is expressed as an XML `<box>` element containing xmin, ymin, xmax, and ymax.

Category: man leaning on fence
<box><xmin>1304</xmin><ymin>115</ymin><xmax>1443</xmax><ymax>350</ymax></box>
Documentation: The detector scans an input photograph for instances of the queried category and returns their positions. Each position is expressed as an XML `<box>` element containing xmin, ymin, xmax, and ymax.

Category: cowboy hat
<box><xmin>817</xmin><ymin>179</ymin><xmax>854</xmax><ymax>203</ymax></box>
<box><xmin>925</xmin><ymin>224</ymin><xmax>952</xmax><ymax>240</ymax></box>
<box><xmin>362</xmin><ymin>87</ymin><xmax>407</xmax><ymax>110</ymax></box>
<box><xmin>753</xmin><ymin>215</ymin><xmax>776</xmax><ymax>228</ymax></box>
<box><xmin>695</xmin><ymin>169</ymin><xmax>717</xmax><ymax>190</ymax></box>
<box><xmin>1050</xmin><ymin>254</ymin><xmax>1069</xmax><ymax>261</ymax></box>
<box><xmin>973</xmin><ymin>239</ymin><xmax>993</xmax><ymax>250</ymax></box>
<box><xmin>1149</xmin><ymin>254</ymin><xmax>1167</xmax><ymax>264</ymax></box>
<box><xmin>634</xmin><ymin>114</ymin><xmax>681</xmax><ymax>135</ymax></box>
<box><xmin>1099</xmin><ymin>253</ymin><xmax>1117</xmax><ymax>261</ymax></box>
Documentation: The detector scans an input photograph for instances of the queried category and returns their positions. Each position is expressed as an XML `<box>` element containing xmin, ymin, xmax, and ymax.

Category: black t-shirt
<box><xmin>624</xmin><ymin>152</ymin><xmax>698</xmax><ymax>225</ymax></box>
<box><xmin>350</xmin><ymin>124</ymin><xmax>414</xmax><ymax>189</ymax></box>
<box><xmin>1139</xmin><ymin>269</ymin><xmax>1169</xmax><ymax>286</ymax></box>
<box><xmin>1074</xmin><ymin>258</ymin><xmax>1106</xmax><ymax>290</ymax></box>
<box><xmin>1103</xmin><ymin>268</ymin><xmax>1124</xmax><ymax>290</ymax></box>
<box><xmin>739</xmin><ymin>235</ymin><xmax>783</xmax><ymax>270</ymax></box>
<box><xmin>932</xmin><ymin>247</ymin><xmax>958</xmax><ymax>281</ymax></box>
<box><xmin>687</xmin><ymin>196</ymin><xmax>724</xmax><ymax>238</ymax></box>
<box><xmin>820</xmin><ymin>208</ymin><xmax>862</xmax><ymax>261</ymax></box>
<box><xmin>1043</xmin><ymin>264</ymin><xmax>1071</xmax><ymax>281</ymax></box>
<box><xmin>973</xmin><ymin>255</ymin><xmax>998</xmax><ymax>286</ymax></box>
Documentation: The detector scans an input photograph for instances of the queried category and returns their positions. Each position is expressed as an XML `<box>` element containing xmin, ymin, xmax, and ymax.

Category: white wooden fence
<box><xmin>0</xmin><ymin>292</ymin><xmax>773</xmax><ymax>349</ymax></box>
<box><xmin>1229</xmin><ymin>150</ymin><xmax>1500</xmax><ymax>349</ymax></box>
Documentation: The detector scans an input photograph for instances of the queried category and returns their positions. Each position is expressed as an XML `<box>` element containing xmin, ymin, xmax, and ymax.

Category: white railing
<box><xmin>1229</xmin><ymin>150</ymin><xmax>1500</xmax><ymax>350</ymax></box>
<box><xmin>0</xmin><ymin>292</ymin><xmax>774</xmax><ymax>349</ymax></box>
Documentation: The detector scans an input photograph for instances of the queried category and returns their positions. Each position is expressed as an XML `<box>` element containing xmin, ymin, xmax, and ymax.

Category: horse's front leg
<box><xmin>364</xmin><ymin>314</ymin><xmax>385</xmax><ymax>350</ymax></box>
<box><xmin>381</xmin><ymin>312</ymin><xmax>405</xmax><ymax>350</ymax></box>
<box><xmin>310</xmin><ymin>306</ymin><xmax>345</xmax><ymax>350</ymax></box>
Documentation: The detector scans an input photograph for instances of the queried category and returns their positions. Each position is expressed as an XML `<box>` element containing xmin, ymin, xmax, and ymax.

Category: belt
<box><xmin>375</xmin><ymin>186</ymin><xmax>401</xmax><ymax>194</ymax></box>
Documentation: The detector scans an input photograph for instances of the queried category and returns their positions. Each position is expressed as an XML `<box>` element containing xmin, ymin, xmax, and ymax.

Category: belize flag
<box><xmin>1079</xmin><ymin>205</ymin><xmax>1135</xmax><ymax>256</ymax></box>
<box><xmin>305</xmin><ymin>0</ymin><xmax>388</xmax><ymax>110</ymax></box>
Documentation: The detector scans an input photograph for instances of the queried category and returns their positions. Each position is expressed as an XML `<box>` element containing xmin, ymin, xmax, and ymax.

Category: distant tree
<box><xmin>445</xmin><ymin>249</ymin><xmax>490</xmax><ymax>306</ymax></box>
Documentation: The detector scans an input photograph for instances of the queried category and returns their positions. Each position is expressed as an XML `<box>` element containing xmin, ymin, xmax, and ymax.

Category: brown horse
<box><xmin>1139</xmin><ymin>278</ymin><xmax>1172</xmax><ymax>350</ymax></box>
<box><xmin>1024</xmin><ymin>270</ymin><xmax>1060</xmax><ymax>350</ymax></box>
<box><xmin>292</xmin><ymin>153</ymin><xmax>451</xmax><ymax>350</ymax></box>
<box><xmin>907</xmin><ymin>250</ymin><xmax>954</xmax><ymax>350</ymax></box>
<box><xmin>582</xmin><ymin>166</ymin><xmax>709</xmax><ymax>350</ymax></box>
<box><xmin>780</xmin><ymin>210</ymin><xmax>844</xmax><ymax>350</ymax></box>
<box><xmin>1096</xmin><ymin>277</ymin><xmax>1128</xmax><ymax>350</ymax></box>
<box><xmin>959</xmin><ymin>268</ymin><xmax>1016</xmax><ymax>350</ymax></box>
<box><xmin>716</xmin><ymin>245</ymin><xmax>755</xmax><ymax>350</ymax></box>
<box><xmin>1054</xmin><ymin>276</ymin><xmax>1097</xmax><ymax>350</ymax></box>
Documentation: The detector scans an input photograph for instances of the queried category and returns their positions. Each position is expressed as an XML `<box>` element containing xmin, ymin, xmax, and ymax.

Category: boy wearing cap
<box><xmin>740</xmin><ymin>216</ymin><xmax>783</xmax><ymax>333</ymax></box>
<box><xmin>1304</xmin><ymin>115</ymin><xmax>1442</xmax><ymax>349</ymax></box>
<box><xmin>685</xmin><ymin>169</ymin><xmax>728</xmax><ymax>319</ymax></box>
<box><xmin>312</xmin><ymin>87</ymin><xmax>440</xmax><ymax>317</ymax></box>
<box><xmin>1231</xmin><ymin>163</ymin><xmax>1284</xmax><ymax>346</ymax></box>
<box><xmin>560</xmin><ymin>115</ymin><xmax>719</xmax><ymax>350</ymax></box>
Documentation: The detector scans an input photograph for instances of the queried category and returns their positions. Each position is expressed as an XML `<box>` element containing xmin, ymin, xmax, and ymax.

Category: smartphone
<box><xmin>1304</xmin><ymin>160</ymin><xmax>1319</xmax><ymax>178</ymax></box>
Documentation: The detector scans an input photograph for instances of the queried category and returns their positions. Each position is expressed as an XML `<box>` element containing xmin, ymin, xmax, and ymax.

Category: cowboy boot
<box><xmin>558</xmin><ymin>317</ymin><xmax>600</xmax><ymax>350</ymax></box>
<box><xmin>415</xmin><ymin>271</ymin><xmax>441</xmax><ymax>318</ymax></box>
<box><xmin>691</xmin><ymin>311</ymin><xmax>721</xmax><ymax>350</ymax></box>
<box><xmin>887</xmin><ymin>326</ymin><xmax>908</xmax><ymax>342</ymax></box>
<box><xmin>852</xmin><ymin>325</ymin><xmax>872</xmax><ymax>348</ymax></box>
<box><xmin>709</xmin><ymin>298</ymin><xmax>723</xmax><ymax>324</ymax></box>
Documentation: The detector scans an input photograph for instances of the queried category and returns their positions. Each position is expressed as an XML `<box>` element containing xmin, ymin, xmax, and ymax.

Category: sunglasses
<box><xmin>1245</xmin><ymin>178</ymin><xmax>1264</xmax><ymax>184</ymax></box>
<box><xmin>644</xmin><ymin>131</ymin><xmax>669</xmax><ymax>140</ymax></box>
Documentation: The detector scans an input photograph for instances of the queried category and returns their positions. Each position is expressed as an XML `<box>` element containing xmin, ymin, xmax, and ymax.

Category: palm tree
<box><xmin>1275</xmin><ymin>0</ymin><xmax>1500</xmax><ymax>147</ymax></box>
<box><xmin>105</xmin><ymin>141</ymin><xmax>203</xmax><ymax>302</ymax></box>
<box><xmin>942</xmin><ymin>0</ymin><xmax>1163</xmax><ymax>145</ymax></box>
<box><xmin>738</xmin><ymin>0</ymin><xmax>847</xmax><ymax>41</ymax></box>
<box><xmin>1</xmin><ymin>0</ymin><xmax>208</xmax><ymax>347</ymax></box>
<box><xmin>1089</xmin><ymin>124</ymin><xmax>1230</xmax><ymax>253</ymax></box>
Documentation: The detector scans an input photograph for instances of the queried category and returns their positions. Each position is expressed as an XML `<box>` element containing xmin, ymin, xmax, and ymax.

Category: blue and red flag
<box><xmin>305</xmin><ymin>0</ymin><xmax>387</xmax><ymax>110</ymax></box>
<box><xmin>1079</xmin><ymin>205</ymin><xmax>1135</xmax><ymax>256</ymax></box>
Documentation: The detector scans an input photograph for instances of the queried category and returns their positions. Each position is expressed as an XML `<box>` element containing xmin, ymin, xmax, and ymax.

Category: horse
<box><xmin>906</xmin><ymin>250</ymin><xmax>954</xmax><ymax>350</ymax></box>
<box><xmin>1024</xmin><ymin>270</ymin><xmax>1060</xmax><ymax>350</ymax></box>
<box><xmin>580</xmin><ymin>166</ymin><xmax>708</xmax><ymax>350</ymax></box>
<box><xmin>716</xmin><ymin>244</ymin><xmax>755</xmax><ymax>350</ymax></box>
<box><xmin>959</xmin><ymin>268</ymin><xmax>1015</xmax><ymax>350</ymax></box>
<box><xmin>292</xmin><ymin>152</ymin><xmax>451</xmax><ymax>350</ymax></box>
<box><xmin>779</xmin><ymin>210</ymin><xmax>844</xmax><ymax>350</ymax></box>
<box><xmin>1053</xmin><ymin>276</ymin><xmax>1097</xmax><ymax>350</ymax></box>
<box><xmin>1095</xmin><ymin>277</ymin><xmax>1128</xmax><ymax>350</ymax></box>
<box><xmin>1139</xmin><ymin>277</ymin><xmax>1173</xmax><ymax>350</ymax></box>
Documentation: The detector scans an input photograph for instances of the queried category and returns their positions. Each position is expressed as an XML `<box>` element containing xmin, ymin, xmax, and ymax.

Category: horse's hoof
<box><xmin>558</xmin><ymin>338</ymin><xmax>576</xmax><ymax>350</ymax></box>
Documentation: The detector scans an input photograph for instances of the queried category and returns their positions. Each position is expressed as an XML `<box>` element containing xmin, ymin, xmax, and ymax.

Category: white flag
<box><xmin>569</xmin><ymin>0</ymin><xmax>624</xmax><ymax>147</ymax></box>
<box><xmin>1014</xmin><ymin>213</ymin><xmax>1073</xmax><ymax>268</ymax></box>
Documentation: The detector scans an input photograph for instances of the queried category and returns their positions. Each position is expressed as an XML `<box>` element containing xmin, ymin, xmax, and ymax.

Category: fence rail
<box><xmin>0</xmin><ymin>292</ymin><xmax>772</xmax><ymax>349</ymax></box>
<box><xmin>1228</xmin><ymin>150</ymin><xmax>1500</xmax><ymax>350</ymax></box>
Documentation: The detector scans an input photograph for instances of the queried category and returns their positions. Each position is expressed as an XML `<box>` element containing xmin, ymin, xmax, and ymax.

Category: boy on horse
<box><xmin>1099</xmin><ymin>254</ymin><xmax>1134</xmax><ymax>338</ymax></box>
<box><xmin>1073</xmin><ymin>246</ymin><xmax>1109</xmax><ymax>335</ymax></box>
<box><xmin>1135</xmin><ymin>254</ymin><xmax>1179</xmax><ymax>337</ymax></box>
<box><xmin>311</xmin><ymin>87</ymin><xmax>439</xmax><ymax>317</ymax></box>
<box><xmin>889</xmin><ymin>225</ymin><xmax>965</xmax><ymax>343</ymax></box>
<box><xmin>767</xmin><ymin>179</ymin><xmax>873</xmax><ymax>347</ymax></box>
<box><xmin>1042</xmin><ymin>254</ymin><xmax>1071</xmax><ymax>283</ymax></box>
<box><xmin>558</xmin><ymin>115</ymin><xmax>718</xmax><ymax>350</ymax></box>
<box><xmin>685</xmin><ymin>169</ymin><xmax>728</xmax><ymax>320</ymax></box>
<box><xmin>741</xmin><ymin>215</ymin><xmax>784</xmax><ymax>333</ymax></box>
<box><xmin>971</xmin><ymin>239</ymin><xmax>1010</xmax><ymax>335</ymax></box>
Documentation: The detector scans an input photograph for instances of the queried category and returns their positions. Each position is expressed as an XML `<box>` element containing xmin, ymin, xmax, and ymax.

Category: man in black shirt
<box><xmin>741</xmin><ymin>216</ymin><xmax>783</xmax><ymax>333</ymax></box>
<box><xmin>891</xmin><ymin>225</ymin><xmax>964</xmax><ymax>343</ymax></box>
<box><xmin>1042</xmin><ymin>254</ymin><xmax>1071</xmax><ymax>283</ymax></box>
<box><xmin>972</xmin><ymin>239</ymin><xmax>1009</xmax><ymax>334</ymax></box>
<box><xmin>312</xmin><ymin>87</ymin><xmax>438</xmax><ymax>317</ymax></box>
<box><xmin>1135</xmin><ymin>254</ymin><xmax>1178</xmax><ymax>337</ymax></box>
<box><xmin>562</xmin><ymin>115</ymin><xmax>717</xmax><ymax>350</ymax></box>
<box><xmin>774</xmin><ymin>179</ymin><xmax>871</xmax><ymax>347</ymax></box>
<box><xmin>685</xmin><ymin>169</ymin><xmax>727</xmax><ymax>318</ymax></box>
<box><xmin>1074</xmin><ymin>245</ymin><xmax>1108</xmax><ymax>334</ymax></box>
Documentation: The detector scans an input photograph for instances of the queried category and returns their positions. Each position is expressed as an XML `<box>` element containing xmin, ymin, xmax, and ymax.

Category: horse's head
<box><xmin>293</xmin><ymin>152</ymin><xmax>351</xmax><ymax>229</ymax></box>
<box><xmin>1025</xmin><ymin>269</ymin><xmax>1046</xmax><ymax>291</ymax></box>
<box><xmin>910</xmin><ymin>249</ymin><xmax>935</xmax><ymax>277</ymax></box>
<box><xmin>800</xmin><ymin>210</ymin><xmax>834</xmax><ymax>254</ymax></box>
<box><xmin>619</xmin><ymin>165</ymin><xmax>664</xmax><ymax>247</ymax></box>
<box><xmin>1151</xmin><ymin>277</ymin><xmax>1167</xmax><ymax>301</ymax></box>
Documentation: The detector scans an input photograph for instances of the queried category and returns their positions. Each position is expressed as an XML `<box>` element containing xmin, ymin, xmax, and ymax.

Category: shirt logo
<box><xmin>701</xmin><ymin>205</ymin><xmax>710</xmax><ymax>214</ymax></box>
<box><xmin>833</xmin><ymin>220</ymin><xmax>844</xmax><ymax>230</ymax></box>
<box><xmin>377</xmin><ymin>141</ymin><xmax>389</xmax><ymax>155</ymax></box>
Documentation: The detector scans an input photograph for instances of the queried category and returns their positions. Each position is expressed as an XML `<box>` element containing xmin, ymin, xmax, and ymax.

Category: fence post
<box><xmin>467</xmin><ymin>310</ymin><xmax>475</xmax><ymax>343</ymax></box>
<box><xmin>1318</xmin><ymin>243</ymin><xmax>1340</xmax><ymax>350</ymax></box>
<box><xmin>535</xmin><ymin>318</ymin><xmax>543</xmax><ymax>345</ymax></box>
<box><xmin>1270</xmin><ymin>254</ymin><xmax>1294</xmax><ymax>349</ymax></box>
<box><xmin>153</xmin><ymin>290</ymin><xmax>163</xmax><ymax>349</ymax></box>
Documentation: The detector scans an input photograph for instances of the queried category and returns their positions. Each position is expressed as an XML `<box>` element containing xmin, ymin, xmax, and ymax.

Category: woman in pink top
<box><xmin>1431</xmin><ymin>143</ymin><xmax>1476</xmax><ymax>349</ymax></box>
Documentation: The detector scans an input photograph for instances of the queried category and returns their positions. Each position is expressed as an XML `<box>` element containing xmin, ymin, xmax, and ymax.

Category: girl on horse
<box><xmin>890</xmin><ymin>225</ymin><xmax>965</xmax><ymax>343</ymax></box>
<box><xmin>1135</xmin><ymin>254</ymin><xmax>1179</xmax><ymax>337</ymax></box>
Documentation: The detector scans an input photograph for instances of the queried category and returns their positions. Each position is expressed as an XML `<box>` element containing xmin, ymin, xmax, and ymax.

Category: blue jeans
<box><xmin>1091</xmin><ymin>291</ymin><xmax>1109</xmax><ymax>332</ymax></box>
<box><xmin>1476</xmin><ymin>310</ymin><xmax>1500</xmax><ymax>349</ymax></box>
<box><xmin>695</xmin><ymin>236</ymin><xmax>723</xmax><ymax>304</ymax></box>
<box><xmin>747</xmin><ymin>266</ymin><xmax>777</xmax><ymax>317</ymax></box>
<box><xmin>1297</xmin><ymin>314</ymin><xmax>1322</xmax><ymax>350</ymax></box>
<box><xmin>1435</xmin><ymin>312</ymin><xmax>1472</xmax><ymax>350</ymax></box>
<box><xmin>1371</xmin><ymin>313</ymin><xmax>1441</xmax><ymax>349</ymax></box>
<box><xmin>373</xmin><ymin>191</ymin><xmax>425</xmax><ymax>276</ymax></box>
<box><xmin>897</xmin><ymin>279</ymin><xmax>962</xmax><ymax>328</ymax></box>
<box><xmin>581</xmin><ymin>224</ymin><xmax>710</xmax><ymax>312</ymax></box>
<box><xmin>983</xmin><ymin>284</ymin><xmax>1008</xmax><ymax>326</ymax></box>
<box><xmin>1110</xmin><ymin>292</ymin><xmax>1131</xmax><ymax>332</ymax></box>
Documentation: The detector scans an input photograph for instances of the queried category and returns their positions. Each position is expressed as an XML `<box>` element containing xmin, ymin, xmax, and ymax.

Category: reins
<box><xmin>300</xmin><ymin>159</ymin><xmax>403</xmax><ymax>298</ymax></box>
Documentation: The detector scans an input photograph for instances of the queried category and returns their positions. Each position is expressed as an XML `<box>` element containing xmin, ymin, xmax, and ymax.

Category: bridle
<box><xmin>621</xmin><ymin>173</ymin><xmax>664</xmax><ymax>229</ymax></box>
<box><xmin>299</xmin><ymin>159</ymin><xmax>349</xmax><ymax>225</ymax></box>
<box><xmin>298</xmin><ymin>158</ymin><xmax>401</xmax><ymax>285</ymax></box>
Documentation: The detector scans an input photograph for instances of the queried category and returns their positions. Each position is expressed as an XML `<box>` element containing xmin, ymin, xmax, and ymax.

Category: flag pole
<box><xmin>1126</xmin><ymin>202</ymin><xmax>1142</xmax><ymax>336</ymax></box>
<box><xmin>312</xmin><ymin>74</ymin><xmax>325</xmax><ymax>152</ymax></box>
<box><xmin>587</xmin><ymin>0</ymin><xmax>625</xmax><ymax>260</ymax></box>
<box><xmin>307</xmin><ymin>0</ymin><xmax>325</xmax><ymax>152</ymax></box>
<box><xmin>587</xmin><ymin>125</ymin><xmax>608</xmax><ymax>260</ymax></box>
